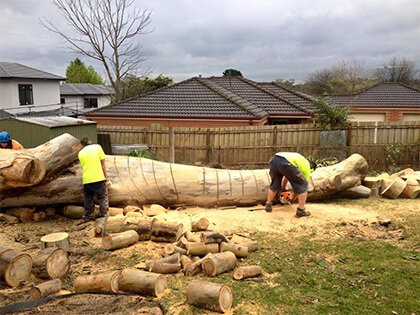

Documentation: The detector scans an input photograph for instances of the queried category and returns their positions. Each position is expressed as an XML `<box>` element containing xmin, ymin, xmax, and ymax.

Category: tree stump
<box><xmin>32</xmin><ymin>247</ymin><xmax>70</xmax><ymax>279</ymax></box>
<box><xmin>74</xmin><ymin>271</ymin><xmax>121</xmax><ymax>292</ymax></box>
<box><xmin>186</xmin><ymin>280</ymin><xmax>233</xmax><ymax>313</ymax></box>
<box><xmin>150</xmin><ymin>220</ymin><xmax>183</xmax><ymax>242</ymax></box>
<box><xmin>220</xmin><ymin>242</ymin><xmax>248</xmax><ymax>258</ymax></box>
<box><xmin>381</xmin><ymin>178</ymin><xmax>407</xmax><ymax>199</ymax></box>
<box><xmin>233</xmin><ymin>266</ymin><xmax>263</xmax><ymax>280</ymax></box>
<box><xmin>202</xmin><ymin>251</ymin><xmax>237</xmax><ymax>277</ymax></box>
<box><xmin>5</xmin><ymin>207</ymin><xmax>35</xmax><ymax>223</ymax></box>
<box><xmin>41</xmin><ymin>232</ymin><xmax>70</xmax><ymax>252</ymax></box>
<box><xmin>187</xmin><ymin>243</ymin><xmax>219</xmax><ymax>256</ymax></box>
<box><xmin>118</xmin><ymin>268</ymin><xmax>167</xmax><ymax>297</ymax></box>
<box><xmin>0</xmin><ymin>248</ymin><xmax>33</xmax><ymax>287</ymax></box>
<box><xmin>191</xmin><ymin>217</ymin><xmax>210</xmax><ymax>231</ymax></box>
<box><xmin>30</xmin><ymin>278</ymin><xmax>62</xmax><ymax>299</ymax></box>
<box><xmin>102</xmin><ymin>230</ymin><xmax>139</xmax><ymax>250</ymax></box>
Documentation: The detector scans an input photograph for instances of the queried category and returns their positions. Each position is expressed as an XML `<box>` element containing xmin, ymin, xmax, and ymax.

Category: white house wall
<box><xmin>61</xmin><ymin>95</ymin><xmax>111</xmax><ymax>109</ymax></box>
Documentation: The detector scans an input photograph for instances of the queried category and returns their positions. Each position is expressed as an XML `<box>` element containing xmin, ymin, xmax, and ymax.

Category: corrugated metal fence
<box><xmin>97</xmin><ymin>121</ymin><xmax>420</xmax><ymax>170</ymax></box>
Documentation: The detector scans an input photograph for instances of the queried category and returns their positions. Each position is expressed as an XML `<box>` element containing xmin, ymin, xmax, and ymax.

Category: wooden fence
<box><xmin>97</xmin><ymin>121</ymin><xmax>420</xmax><ymax>171</ymax></box>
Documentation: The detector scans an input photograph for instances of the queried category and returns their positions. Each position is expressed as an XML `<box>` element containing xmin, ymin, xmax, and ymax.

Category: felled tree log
<box><xmin>201</xmin><ymin>251</ymin><xmax>237</xmax><ymax>277</ymax></box>
<box><xmin>122</xmin><ymin>217</ymin><xmax>154</xmax><ymax>241</ymax></box>
<box><xmin>32</xmin><ymin>247</ymin><xmax>70</xmax><ymax>279</ymax></box>
<box><xmin>381</xmin><ymin>178</ymin><xmax>407</xmax><ymax>199</ymax></box>
<box><xmin>150</xmin><ymin>220</ymin><xmax>183</xmax><ymax>243</ymax></box>
<box><xmin>118</xmin><ymin>269</ymin><xmax>167</xmax><ymax>297</ymax></box>
<box><xmin>41</xmin><ymin>232</ymin><xmax>70</xmax><ymax>252</ymax></box>
<box><xmin>74</xmin><ymin>271</ymin><xmax>121</xmax><ymax>292</ymax></box>
<box><xmin>334</xmin><ymin>185</ymin><xmax>371</xmax><ymax>199</ymax></box>
<box><xmin>30</xmin><ymin>278</ymin><xmax>62</xmax><ymax>299</ymax></box>
<box><xmin>233</xmin><ymin>266</ymin><xmax>262</xmax><ymax>280</ymax></box>
<box><xmin>191</xmin><ymin>217</ymin><xmax>210</xmax><ymax>231</ymax></box>
<box><xmin>186</xmin><ymin>280</ymin><xmax>233</xmax><ymax>313</ymax></box>
<box><xmin>220</xmin><ymin>242</ymin><xmax>249</xmax><ymax>258</ymax></box>
<box><xmin>0</xmin><ymin>248</ymin><xmax>33</xmax><ymax>287</ymax></box>
<box><xmin>0</xmin><ymin>133</ymin><xmax>370</xmax><ymax>208</ymax></box>
<box><xmin>102</xmin><ymin>230</ymin><xmax>139</xmax><ymax>250</ymax></box>
<box><xmin>187</xmin><ymin>243</ymin><xmax>219</xmax><ymax>256</ymax></box>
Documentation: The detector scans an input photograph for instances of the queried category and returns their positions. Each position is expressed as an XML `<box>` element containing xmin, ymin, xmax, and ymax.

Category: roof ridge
<box><xmin>196</xmin><ymin>77</ymin><xmax>268</xmax><ymax>118</ymax></box>
<box><xmin>271</xmin><ymin>81</ymin><xmax>315</xmax><ymax>102</ymax></box>
<box><xmin>328</xmin><ymin>82</ymin><xmax>420</xmax><ymax>97</ymax></box>
<box><xmin>0</xmin><ymin>62</ymin><xmax>12</xmax><ymax>76</ymax></box>
<box><xmin>238</xmin><ymin>77</ymin><xmax>313</xmax><ymax>114</ymax></box>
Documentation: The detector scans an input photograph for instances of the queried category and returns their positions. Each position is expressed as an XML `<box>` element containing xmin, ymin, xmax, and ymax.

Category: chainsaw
<box><xmin>279</xmin><ymin>190</ymin><xmax>291</xmax><ymax>204</ymax></box>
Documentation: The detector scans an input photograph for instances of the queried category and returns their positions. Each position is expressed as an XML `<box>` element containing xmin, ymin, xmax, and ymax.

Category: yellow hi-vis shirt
<box><xmin>78</xmin><ymin>144</ymin><xmax>106</xmax><ymax>184</ymax></box>
<box><xmin>275</xmin><ymin>152</ymin><xmax>311</xmax><ymax>179</ymax></box>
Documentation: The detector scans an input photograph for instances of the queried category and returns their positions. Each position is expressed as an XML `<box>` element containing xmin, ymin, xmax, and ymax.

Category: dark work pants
<box><xmin>83</xmin><ymin>180</ymin><xmax>109</xmax><ymax>219</ymax></box>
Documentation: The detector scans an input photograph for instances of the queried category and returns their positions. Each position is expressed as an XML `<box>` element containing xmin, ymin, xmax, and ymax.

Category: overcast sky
<box><xmin>0</xmin><ymin>0</ymin><xmax>419</xmax><ymax>83</ymax></box>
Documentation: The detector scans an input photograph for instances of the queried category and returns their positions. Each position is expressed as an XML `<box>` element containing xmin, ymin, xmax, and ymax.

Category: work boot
<box><xmin>295</xmin><ymin>207</ymin><xmax>311</xmax><ymax>218</ymax></box>
<box><xmin>265</xmin><ymin>202</ymin><xmax>273</xmax><ymax>213</ymax></box>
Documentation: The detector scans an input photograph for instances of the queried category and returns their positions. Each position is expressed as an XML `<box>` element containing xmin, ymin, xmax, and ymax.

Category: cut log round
<box><xmin>186</xmin><ymin>280</ymin><xmax>233</xmax><ymax>313</ymax></box>
<box><xmin>180</xmin><ymin>255</ymin><xmax>193</xmax><ymax>269</ymax></box>
<box><xmin>334</xmin><ymin>185</ymin><xmax>371</xmax><ymax>199</ymax></box>
<box><xmin>45</xmin><ymin>207</ymin><xmax>56</xmax><ymax>217</ymax></box>
<box><xmin>201</xmin><ymin>251</ymin><xmax>237</xmax><ymax>277</ymax></box>
<box><xmin>94</xmin><ymin>215</ymin><xmax>126</xmax><ymax>236</ymax></box>
<box><xmin>200</xmin><ymin>231</ymin><xmax>229</xmax><ymax>244</ymax></box>
<box><xmin>363</xmin><ymin>177</ymin><xmax>383</xmax><ymax>189</ymax></box>
<box><xmin>163</xmin><ymin>243</ymin><xmax>187</xmax><ymax>256</ymax></box>
<box><xmin>381</xmin><ymin>178</ymin><xmax>407</xmax><ymax>199</ymax></box>
<box><xmin>233</xmin><ymin>266</ymin><xmax>263</xmax><ymax>280</ymax></box>
<box><xmin>102</xmin><ymin>230</ymin><xmax>139</xmax><ymax>250</ymax></box>
<box><xmin>32</xmin><ymin>247</ymin><xmax>70</xmax><ymax>279</ymax></box>
<box><xmin>30</xmin><ymin>278</ymin><xmax>62</xmax><ymax>299</ymax></box>
<box><xmin>121</xmin><ymin>217</ymin><xmax>154</xmax><ymax>241</ymax></box>
<box><xmin>5</xmin><ymin>207</ymin><xmax>35</xmax><ymax>223</ymax></box>
<box><xmin>241</xmin><ymin>241</ymin><xmax>259</xmax><ymax>253</ymax></box>
<box><xmin>145</xmin><ymin>252</ymin><xmax>180</xmax><ymax>270</ymax></box>
<box><xmin>108</xmin><ymin>207</ymin><xmax>124</xmax><ymax>216</ymax></box>
<box><xmin>149</xmin><ymin>262</ymin><xmax>181</xmax><ymax>274</ymax></box>
<box><xmin>184</xmin><ymin>257</ymin><xmax>206</xmax><ymax>276</ymax></box>
<box><xmin>118</xmin><ymin>268</ymin><xmax>167</xmax><ymax>297</ymax></box>
<box><xmin>400</xmin><ymin>179</ymin><xmax>420</xmax><ymax>199</ymax></box>
<box><xmin>150</xmin><ymin>220</ymin><xmax>183</xmax><ymax>243</ymax></box>
<box><xmin>123</xmin><ymin>205</ymin><xmax>142</xmax><ymax>215</ymax></box>
<box><xmin>41</xmin><ymin>232</ymin><xmax>70</xmax><ymax>252</ymax></box>
<box><xmin>187</xmin><ymin>243</ymin><xmax>219</xmax><ymax>257</ymax></box>
<box><xmin>229</xmin><ymin>234</ymin><xmax>252</xmax><ymax>244</ymax></box>
<box><xmin>220</xmin><ymin>242</ymin><xmax>248</xmax><ymax>258</ymax></box>
<box><xmin>0</xmin><ymin>248</ymin><xmax>33</xmax><ymax>287</ymax></box>
<box><xmin>145</xmin><ymin>204</ymin><xmax>166</xmax><ymax>216</ymax></box>
<box><xmin>184</xmin><ymin>231</ymin><xmax>201</xmax><ymax>243</ymax></box>
<box><xmin>191</xmin><ymin>217</ymin><xmax>210</xmax><ymax>231</ymax></box>
<box><xmin>74</xmin><ymin>271</ymin><xmax>121</xmax><ymax>292</ymax></box>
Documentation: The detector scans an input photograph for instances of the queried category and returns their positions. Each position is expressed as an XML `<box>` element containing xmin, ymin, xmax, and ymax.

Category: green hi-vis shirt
<box><xmin>275</xmin><ymin>152</ymin><xmax>311</xmax><ymax>180</ymax></box>
<box><xmin>78</xmin><ymin>144</ymin><xmax>106</xmax><ymax>184</ymax></box>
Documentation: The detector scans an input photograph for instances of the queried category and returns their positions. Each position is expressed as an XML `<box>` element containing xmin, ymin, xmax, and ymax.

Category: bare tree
<box><xmin>41</xmin><ymin>0</ymin><xmax>152</xmax><ymax>101</ymax></box>
<box><xmin>374</xmin><ymin>57</ymin><xmax>419</xmax><ymax>85</ymax></box>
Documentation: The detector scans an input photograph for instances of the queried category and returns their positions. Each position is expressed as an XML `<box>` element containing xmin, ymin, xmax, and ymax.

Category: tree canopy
<box><xmin>223</xmin><ymin>69</ymin><xmax>243</xmax><ymax>77</ymax></box>
<box><xmin>312</xmin><ymin>98</ymin><xmax>352</xmax><ymax>131</ymax></box>
<box><xmin>65</xmin><ymin>58</ymin><xmax>104</xmax><ymax>84</ymax></box>
<box><xmin>120</xmin><ymin>74</ymin><xmax>173</xmax><ymax>101</ymax></box>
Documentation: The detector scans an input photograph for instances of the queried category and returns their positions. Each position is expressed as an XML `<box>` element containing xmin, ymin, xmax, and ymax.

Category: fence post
<box><xmin>272</xmin><ymin>126</ymin><xmax>278</xmax><ymax>154</ymax></box>
<box><xmin>206</xmin><ymin>129</ymin><xmax>211</xmax><ymax>164</ymax></box>
<box><xmin>169</xmin><ymin>127</ymin><xmax>175</xmax><ymax>163</ymax></box>
<box><xmin>143</xmin><ymin>127</ymin><xmax>148</xmax><ymax>145</ymax></box>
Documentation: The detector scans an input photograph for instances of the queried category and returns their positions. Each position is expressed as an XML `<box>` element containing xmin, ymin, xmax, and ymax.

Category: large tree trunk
<box><xmin>0</xmin><ymin>134</ymin><xmax>369</xmax><ymax>208</ymax></box>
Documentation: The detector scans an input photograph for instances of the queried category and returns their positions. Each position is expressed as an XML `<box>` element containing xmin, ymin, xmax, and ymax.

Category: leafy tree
<box><xmin>41</xmin><ymin>0</ymin><xmax>152</xmax><ymax>102</ymax></box>
<box><xmin>374</xmin><ymin>57</ymin><xmax>419</xmax><ymax>85</ymax></box>
<box><xmin>120</xmin><ymin>74</ymin><xmax>173</xmax><ymax>101</ymax></box>
<box><xmin>274</xmin><ymin>78</ymin><xmax>297</xmax><ymax>89</ymax></box>
<box><xmin>65</xmin><ymin>58</ymin><xmax>104</xmax><ymax>84</ymax></box>
<box><xmin>312</xmin><ymin>98</ymin><xmax>352</xmax><ymax>131</ymax></box>
<box><xmin>222</xmin><ymin>69</ymin><xmax>243</xmax><ymax>77</ymax></box>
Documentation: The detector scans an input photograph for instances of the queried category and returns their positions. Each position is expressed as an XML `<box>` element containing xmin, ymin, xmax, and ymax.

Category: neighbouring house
<box><xmin>84</xmin><ymin>76</ymin><xmax>315</xmax><ymax>128</ymax></box>
<box><xmin>329</xmin><ymin>82</ymin><xmax>420</xmax><ymax>122</ymax></box>
<box><xmin>0</xmin><ymin>62</ymin><xmax>66</xmax><ymax>115</ymax></box>
<box><xmin>60</xmin><ymin>83</ymin><xmax>114</xmax><ymax>114</ymax></box>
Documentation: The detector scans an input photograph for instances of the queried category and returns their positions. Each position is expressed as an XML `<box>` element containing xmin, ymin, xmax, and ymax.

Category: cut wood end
<box><xmin>41</xmin><ymin>232</ymin><xmax>69</xmax><ymax>242</ymax></box>
<box><xmin>155</xmin><ymin>275</ymin><xmax>167</xmax><ymax>296</ymax></box>
<box><xmin>233</xmin><ymin>268</ymin><xmax>244</xmax><ymax>280</ymax></box>
<box><xmin>219</xmin><ymin>285</ymin><xmax>233</xmax><ymax>312</ymax></box>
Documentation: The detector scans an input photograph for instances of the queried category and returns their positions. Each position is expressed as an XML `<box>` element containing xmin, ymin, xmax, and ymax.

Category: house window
<box><xmin>84</xmin><ymin>98</ymin><xmax>98</xmax><ymax>108</ymax></box>
<box><xmin>18</xmin><ymin>84</ymin><xmax>33</xmax><ymax>105</ymax></box>
<box><xmin>60</xmin><ymin>98</ymin><xmax>65</xmax><ymax>104</ymax></box>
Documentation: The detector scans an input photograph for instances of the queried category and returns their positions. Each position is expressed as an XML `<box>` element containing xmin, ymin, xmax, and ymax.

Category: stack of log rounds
<box><xmin>202</xmin><ymin>251</ymin><xmax>237</xmax><ymax>277</ymax></box>
<box><xmin>233</xmin><ymin>266</ymin><xmax>263</xmax><ymax>280</ymax></box>
<box><xmin>381</xmin><ymin>178</ymin><xmax>407</xmax><ymax>199</ymax></box>
<box><xmin>5</xmin><ymin>208</ymin><xmax>35</xmax><ymax>223</ymax></box>
<box><xmin>102</xmin><ymin>230</ymin><xmax>139</xmax><ymax>250</ymax></box>
<box><xmin>30</xmin><ymin>278</ymin><xmax>62</xmax><ymax>299</ymax></box>
<box><xmin>0</xmin><ymin>248</ymin><xmax>33</xmax><ymax>287</ymax></box>
<box><xmin>191</xmin><ymin>217</ymin><xmax>210</xmax><ymax>231</ymax></box>
<box><xmin>32</xmin><ymin>247</ymin><xmax>70</xmax><ymax>279</ymax></box>
<box><xmin>74</xmin><ymin>271</ymin><xmax>121</xmax><ymax>292</ymax></box>
<box><xmin>41</xmin><ymin>232</ymin><xmax>70</xmax><ymax>252</ymax></box>
<box><xmin>186</xmin><ymin>280</ymin><xmax>233</xmax><ymax>313</ymax></box>
<box><xmin>118</xmin><ymin>269</ymin><xmax>167</xmax><ymax>297</ymax></box>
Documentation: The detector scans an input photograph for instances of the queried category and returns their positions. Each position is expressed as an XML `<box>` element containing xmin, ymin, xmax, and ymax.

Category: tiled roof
<box><xmin>86</xmin><ymin>76</ymin><xmax>314</xmax><ymax>119</ymax></box>
<box><xmin>330</xmin><ymin>83</ymin><xmax>420</xmax><ymax>108</ymax></box>
<box><xmin>60</xmin><ymin>83</ymin><xmax>114</xmax><ymax>96</ymax></box>
<box><xmin>0</xmin><ymin>62</ymin><xmax>66</xmax><ymax>80</ymax></box>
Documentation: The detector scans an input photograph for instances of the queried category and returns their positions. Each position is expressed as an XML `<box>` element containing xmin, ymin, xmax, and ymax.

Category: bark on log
<box><xmin>118</xmin><ymin>268</ymin><xmax>167</xmax><ymax>297</ymax></box>
<box><xmin>200</xmin><ymin>231</ymin><xmax>229</xmax><ymax>244</ymax></box>
<box><xmin>145</xmin><ymin>253</ymin><xmax>180</xmax><ymax>270</ymax></box>
<box><xmin>187</xmin><ymin>243</ymin><xmax>219</xmax><ymax>256</ymax></box>
<box><xmin>201</xmin><ymin>252</ymin><xmax>237</xmax><ymax>277</ymax></box>
<box><xmin>163</xmin><ymin>244</ymin><xmax>187</xmax><ymax>256</ymax></box>
<box><xmin>0</xmin><ymin>248</ymin><xmax>33</xmax><ymax>287</ymax></box>
<box><xmin>334</xmin><ymin>185</ymin><xmax>371</xmax><ymax>199</ymax></box>
<box><xmin>184</xmin><ymin>231</ymin><xmax>201</xmax><ymax>243</ymax></box>
<box><xmin>400</xmin><ymin>179</ymin><xmax>420</xmax><ymax>199</ymax></box>
<box><xmin>30</xmin><ymin>278</ymin><xmax>62</xmax><ymax>299</ymax></box>
<box><xmin>184</xmin><ymin>257</ymin><xmax>206</xmax><ymax>276</ymax></box>
<box><xmin>362</xmin><ymin>177</ymin><xmax>383</xmax><ymax>189</ymax></box>
<box><xmin>121</xmin><ymin>217</ymin><xmax>154</xmax><ymax>241</ymax></box>
<box><xmin>229</xmin><ymin>234</ymin><xmax>252</xmax><ymax>244</ymax></box>
<box><xmin>180</xmin><ymin>255</ymin><xmax>193</xmax><ymax>269</ymax></box>
<box><xmin>381</xmin><ymin>178</ymin><xmax>407</xmax><ymax>199</ymax></box>
<box><xmin>149</xmin><ymin>262</ymin><xmax>181</xmax><ymax>274</ymax></box>
<box><xmin>94</xmin><ymin>215</ymin><xmax>126</xmax><ymax>236</ymax></box>
<box><xmin>74</xmin><ymin>271</ymin><xmax>121</xmax><ymax>292</ymax></box>
<box><xmin>0</xmin><ymin>133</ymin><xmax>369</xmax><ymax>208</ymax></box>
<box><xmin>32</xmin><ymin>247</ymin><xmax>70</xmax><ymax>279</ymax></box>
<box><xmin>102</xmin><ymin>230</ymin><xmax>139</xmax><ymax>250</ymax></box>
<box><xmin>191</xmin><ymin>217</ymin><xmax>210</xmax><ymax>231</ymax></box>
<box><xmin>5</xmin><ymin>207</ymin><xmax>35</xmax><ymax>223</ymax></box>
<box><xmin>241</xmin><ymin>241</ymin><xmax>259</xmax><ymax>253</ymax></box>
<box><xmin>108</xmin><ymin>207</ymin><xmax>124</xmax><ymax>216</ymax></box>
<box><xmin>233</xmin><ymin>266</ymin><xmax>262</xmax><ymax>280</ymax></box>
<box><xmin>150</xmin><ymin>220</ymin><xmax>183</xmax><ymax>243</ymax></box>
<box><xmin>186</xmin><ymin>280</ymin><xmax>233</xmax><ymax>313</ymax></box>
<box><xmin>219</xmin><ymin>242</ymin><xmax>249</xmax><ymax>258</ymax></box>
<box><xmin>41</xmin><ymin>232</ymin><xmax>70</xmax><ymax>252</ymax></box>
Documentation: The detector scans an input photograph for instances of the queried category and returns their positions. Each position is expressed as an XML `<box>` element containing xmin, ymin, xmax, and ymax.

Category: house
<box><xmin>330</xmin><ymin>82</ymin><xmax>420</xmax><ymax>122</ymax></box>
<box><xmin>60</xmin><ymin>83</ymin><xmax>114</xmax><ymax>113</ymax></box>
<box><xmin>84</xmin><ymin>76</ymin><xmax>315</xmax><ymax>128</ymax></box>
<box><xmin>0</xmin><ymin>62</ymin><xmax>66</xmax><ymax>115</ymax></box>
